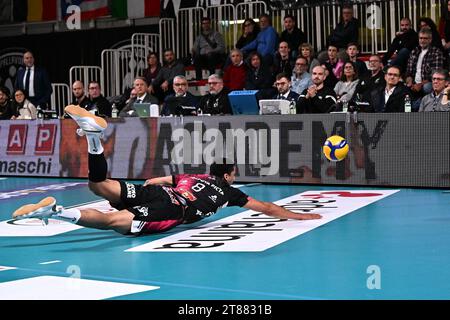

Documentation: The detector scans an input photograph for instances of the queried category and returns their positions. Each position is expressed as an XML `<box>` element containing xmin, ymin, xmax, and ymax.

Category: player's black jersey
<box><xmin>171</xmin><ymin>174</ymin><xmax>249</xmax><ymax>221</ymax></box>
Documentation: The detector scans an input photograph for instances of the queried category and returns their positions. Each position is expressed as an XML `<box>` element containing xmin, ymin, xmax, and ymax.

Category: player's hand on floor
<box><xmin>298</xmin><ymin>213</ymin><xmax>322</xmax><ymax>220</ymax></box>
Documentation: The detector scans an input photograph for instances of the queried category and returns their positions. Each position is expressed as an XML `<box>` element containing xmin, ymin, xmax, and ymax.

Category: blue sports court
<box><xmin>1</xmin><ymin>176</ymin><xmax>449</xmax><ymax>300</ymax></box>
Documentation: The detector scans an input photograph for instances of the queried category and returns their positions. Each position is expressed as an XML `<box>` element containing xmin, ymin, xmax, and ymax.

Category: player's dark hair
<box><xmin>210</xmin><ymin>159</ymin><xmax>235</xmax><ymax>178</ymax></box>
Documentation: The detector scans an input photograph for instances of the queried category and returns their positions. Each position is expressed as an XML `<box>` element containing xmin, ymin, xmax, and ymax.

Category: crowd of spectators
<box><xmin>2</xmin><ymin>3</ymin><xmax>450</xmax><ymax>121</ymax></box>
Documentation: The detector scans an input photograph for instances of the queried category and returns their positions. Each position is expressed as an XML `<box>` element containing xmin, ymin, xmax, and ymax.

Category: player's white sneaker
<box><xmin>65</xmin><ymin>105</ymin><xmax>107</xmax><ymax>133</ymax></box>
<box><xmin>12</xmin><ymin>197</ymin><xmax>62</xmax><ymax>226</ymax></box>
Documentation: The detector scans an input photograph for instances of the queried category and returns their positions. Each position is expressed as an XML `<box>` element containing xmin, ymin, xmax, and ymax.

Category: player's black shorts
<box><xmin>116</xmin><ymin>181</ymin><xmax>185</xmax><ymax>234</ymax></box>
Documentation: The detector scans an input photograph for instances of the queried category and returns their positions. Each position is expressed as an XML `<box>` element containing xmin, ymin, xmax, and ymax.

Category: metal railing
<box><xmin>131</xmin><ymin>33</ymin><xmax>160</xmax><ymax>82</ymax></box>
<box><xmin>69</xmin><ymin>66</ymin><xmax>103</xmax><ymax>95</ymax></box>
<box><xmin>159</xmin><ymin>18</ymin><xmax>176</xmax><ymax>61</ymax></box>
<box><xmin>101</xmin><ymin>49</ymin><xmax>132</xmax><ymax>98</ymax></box>
<box><xmin>50</xmin><ymin>83</ymin><xmax>70</xmax><ymax>116</ymax></box>
<box><xmin>166</xmin><ymin>0</ymin><xmax>441</xmax><ymax>57</ymax></box>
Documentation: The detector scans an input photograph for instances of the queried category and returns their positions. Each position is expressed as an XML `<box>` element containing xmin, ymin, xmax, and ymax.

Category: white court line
<box><xmin>39</xmin><ymin>260</ymin><xmax>61</xmax><ymax>265</ymax></box>
<box><xmin>0</xmin><ymin>266</ymin><xmax>17</xmax><ymax>272</ymax></box>
<box><xmin>0</xmin><ymin>178</ymin><xmax>7</xmax><ymax>180</ymax></box>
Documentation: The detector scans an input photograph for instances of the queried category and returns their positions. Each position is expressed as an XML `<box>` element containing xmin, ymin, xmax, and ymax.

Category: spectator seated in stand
<box><xmin>382</xmin><ymin>17</ymin><xmax>418</xmax><ymax>73</ymax></box>
<box><xmin>290</xmin><ymin>56</ymin><xmax>312</xmax><ymax>95</ymax></box>
<box><xmin>350</xmin><ymin>54</ymin><xmax>385</xmax><ymax>111</ymax></box>
<box><xmin>245</xmin><ymin>51</ymin><xmax>275</xmax><ymax>100</ymax></box>
<box><xmin>161</xmin><ymin>76</ymin><xmax>199</xmax><ymax>116</ymax></box>
<box><xmin>299</xmin><ymin>43</ymin><xmax>320</xmax><ymax>74</ymax></box>
<box><xmin>192</xmin><ymin>16</ymin><xmax>226</xmax><ymax>80</ymax></box>
<box><xmin>0</xmin><ymin>86</ymin><xmax>14</xmax><ymax>120</ymax></box>
<box><xmin>235</xmin><ymin>18</ymin><xmax>260</xmax><ymax>51</ymax></box>
<box><xmin>241</xmin><ymin>14</ymin><xmax>278</xmax><ymax>66</ymax></box>
<box><xmin>142</xmin><ymin>52</ymin><xmax>161</xmax><ymax>89</ymax></box>
<box><xmin>297</xmin><ymin>65</ymin><xmax>337</xmax><ymax>113</ymax></box>
<box><xmin>418</xmin><ymin>69</ymin><xmax>450</xmax><ymax>112</ymax></box>
<box><xmin>198</xmin><ymin>74</ymin><xmax>232</xmax><ymax>115</ymax></box>
<box><xmin>345</xmin><ymin>43</ymin><xmax>368</xmax><ymax>77</ymax></box>
<box><xmin>120</xmin><ymin>77</ymin><xmax>158</xmax><ymax>117</ymax></box>
<box><xmin>149</xmin><ymin>49</ymin><xmax>185</xmax><ymax>103</ymax></box>
<box><xmin>11</xmin><ymin>89</ymin><xmax>37</xmax><ymax>120</ymax></box>
<box><xmin>324</xmin><ymin>44</ymin><xmax>344</xmax><ymax>81</ymax></box>
<box><xmin>223</xmin><ymin>49</ymin><xmax>247</xmax><ymax>92</ymax></box>
<box><xmin>71</xmin><ymin>81</ymin><xmax>89</xmax><ymax>109</ymax></box>
<box><xmin>280</xmin><ymin>14</ymin><xmax>306</xmax><ymax>59</ymax></box>
<box><xmin>272</xmin><ymin>41</ymin><xmax>295</xmax><ymax>78</ymax></box>
<box><xmin>334</xmin><ymin>61</ymin><xmax>360</xmax><ymax>105</ymax></box>
<box><xmin>85</xmin><ymin>81</ymin><xmax>112</xmax><ymax>117</ymax></box>
<box><xmin>369</xmin><ymin>66</ymin><xmax>411</xmax><ymax>113</ymax></box>
<box><xmin>271</xmin><ymin>73</ymin><xmax>300</xmax><ymax>112</ymax></box>
<box><xmin>405</xmin><ymin>28</ymin><xmax>445</xmax><ymax>111</ymax></box>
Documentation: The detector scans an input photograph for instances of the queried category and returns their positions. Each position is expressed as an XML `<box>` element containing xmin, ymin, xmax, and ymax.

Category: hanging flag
<box><xmin>111</xmin><ymin>0</ymin><xmax>160</xmax><ymax>19</ymax></box>
<box><xmin>27</xmin><ymin>0</ymin><xmax>57</xmax><ymax>22</ymax></box>
<box><xmin>61</xmin><ymin>0</ymin><xmax>109</xmax><ymax>21</ymax></box>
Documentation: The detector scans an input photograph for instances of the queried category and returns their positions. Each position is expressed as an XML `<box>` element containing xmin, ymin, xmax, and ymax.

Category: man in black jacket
<box><xmin>382</xmin><ymin>17</ymin><xmax>418</xmax><ymax>72</ymax></box>
<box><xmin>369</xmin><ymin>66</ymin><xmax>411</xmax><ymax>113</ymax></box>
<box><xmin>297</xmin><ymin>66</ymin><xmax>337</xmax><ymax>113</ymax></box>
<box><xmin>199</xmin><ymin>74</ymin><xmax>232</xmax><ymax>115</ymax></box>
<box><xmin>161</xmin><ymin>75</ymin><xmax>199</xmax><ymax>116</ymax></box>
<box><xmin>327</xmin><ymin>5</ymin><xmax>359</xmax><ymax>50</ymax></box>
<box><xmin>0</xmin><ymin>86</ymin><xmax>14</xmax><ymax>120</ymax></box>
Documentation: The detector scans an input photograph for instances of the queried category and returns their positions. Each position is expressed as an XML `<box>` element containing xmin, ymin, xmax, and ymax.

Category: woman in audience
<box><xmin>142</xmin><ymin>52</ymin><xmax>161</xmax><ymax>88</ymax></box>
<box><xmin>236</xmin><ymin>18</ymin><xmax>260</xmax><ymax>50</ymax></box>
<box><xmin>11</xmin><ymin>89</ymin><xmax>37</xmax><ymax>120</ymax></box>
<box><xmin>299</xmin><ymin>43</ymin><xmax>320</xmax><ymax>73</ymax></box>
<box><xmin>334</xmin><ymin>61</ymin><xmax>359</xmax><ymax>103</ymax></box>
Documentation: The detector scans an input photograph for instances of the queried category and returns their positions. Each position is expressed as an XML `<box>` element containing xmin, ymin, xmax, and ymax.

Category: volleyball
<box><xmin>323</xmin><ymin>135</ymin><xmax>349</xmax><ymax>161</ymax></box>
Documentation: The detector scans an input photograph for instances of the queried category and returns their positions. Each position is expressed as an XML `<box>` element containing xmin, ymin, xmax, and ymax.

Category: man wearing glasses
<box><xmin>85</xmin><ymin>81</ymin><xmax>112</xmax><ymax>117</ymax></box>
<box><xmin>350</xmin><ymin>54</ymin><xmax>385</xmax><ymax>107</ymax></box>
<box><xmin>290</xmin><ymin>57</ymin><xmax>312</xmax><ymax>95</ymax></box>
<box><xmin>405</xmin><ymin>28</ymin><xmax>445</xmax><ymax>111</ymax></box>
<box><xmin>418</xmin><ymin>69</ymin><xmax>450</xmax><ymax>112</ymax></box>
<box><xmin>149</xmin><ymin>49</ymin><xmax>185</xmax><ymax>102</ymax></box>
<box><xmin>198</xmin><ymin>74</ymin><xmax>232</xmax><ymax>115</ymax></box>
<box><xmin>161</xmin><ymin>75</ymin><xmax>199</xmax><ymax>116</ymax></box>
<box><xmin>369</xmin><ymin>66</ymin><xmax>411</xmax><ymax>112</ymax></box>
<box><xmin>120</xmin><ymin>77</ymin><xmax>158</xmax><ymax>117</ymax></box>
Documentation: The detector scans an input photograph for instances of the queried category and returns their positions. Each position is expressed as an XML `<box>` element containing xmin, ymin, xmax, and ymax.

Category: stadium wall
<box><xmin>0</xmin><ymin>114</ymin><xmax>449</xmax><ymax>188</ymax></box>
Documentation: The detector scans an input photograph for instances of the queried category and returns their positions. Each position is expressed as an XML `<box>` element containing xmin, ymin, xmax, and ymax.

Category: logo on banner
<box><xmin>0</xmin><ymin>48</ymin><xmax>25</xmax><ymax>94</ymax></box>
<box><xmin>126</xmin><ymin>190</ymin><xmax>399</xmax><ymax>252</ymax></box>
<box><xmin>7</xmin><ymin>124</ymin><xmax>28</xmax><ymax>155</ymax></box>
<box><xmin>35</xmin><ymin>124</ymin><xmax>57</xmax><ymax>155</ymax></box>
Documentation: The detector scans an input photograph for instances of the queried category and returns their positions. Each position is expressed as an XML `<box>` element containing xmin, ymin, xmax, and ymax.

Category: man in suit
<box><xmin>369</xmin><ymin>66</ymin><xmax>411</xmax><ymax>113</ymax></box>
<box><xmin>273</xmin><ymin>73</ymin><xmax>299</xmax><ymax>102</ymax></box>
<box><xmin>161</xmin><ymin>75</ymin><xmax>199</xmax><ymax>116</ymax></box>
<box><xmin>15</xmin><ymin>51</ymin><xmax>52</xmax><ymax>109</ymax></box>
<box><xmin>119</xmin><ymin>77</ymin><xmax>158</xmax><ymax>117</ymax></box>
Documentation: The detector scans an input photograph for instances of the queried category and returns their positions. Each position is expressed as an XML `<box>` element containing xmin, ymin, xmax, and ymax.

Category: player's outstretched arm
<box><xmin>143</xmin><ymin>176</ymin><xmax>173</xmax><ymax>186</ymax></box>
<box><xmin>244</xmin><ymin>198</ymin><xmax>322</xmax><ymax>220</ymax></box>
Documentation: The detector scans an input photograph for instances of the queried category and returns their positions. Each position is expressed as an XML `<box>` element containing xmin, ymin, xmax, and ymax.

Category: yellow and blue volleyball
<box><xmin>323</xmin><ymin>135</ymin><xmax>349</xmax><ymax>162</ymax></box>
